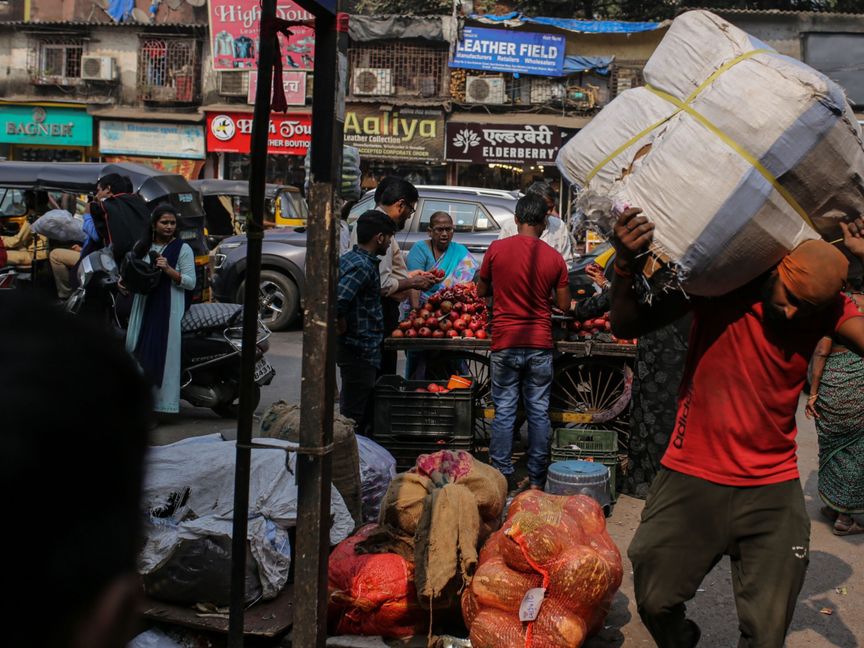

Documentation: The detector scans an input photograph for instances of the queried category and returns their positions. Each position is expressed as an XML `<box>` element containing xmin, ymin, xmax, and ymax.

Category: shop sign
<box><xmin>0</xmin><ymin>105</ymin><xmax>92</xmax><ymax>146</ymax></box>
<box><xmin>344</xmin><ymin>104</ymin><xmax>444</xmax><ymax>162</ymax></box>
<box><xmin>247</xmin><ymin>70</ymin><xmax>307</xmax><ymax>106</ymax></box>
<box><xmin>209</xmin><ymin>0</ymin><xmax>315</xmax><ymax>72</ymax></box>
<box><xmin>445</xmin><ymin>122</ymin><xmax>561</xmax><ymax>164</ymax></box>
<box><xmin>206</xmin><ymin>111</ymin><xmax>311</xmax><ymax>155</ymax></box>
<box><xmin>99</xmin><ymin>121</ymin><xmax>205</xmax><ymax>159</ymax></box>
<box><xmin>451</xmin><ymin>27</ymin><xmax>565</xmax><ymax>77</ymax></box>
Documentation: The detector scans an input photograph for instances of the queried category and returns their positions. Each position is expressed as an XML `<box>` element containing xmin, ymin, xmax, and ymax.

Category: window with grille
<box><xmin>349</xmin><ymin>42</ymin><xmax>449</xmax><ymax>98</ymax></box>
<box><xmin>137</xmin><ymin>37</ymin><xmax>201</xmax><ymax>103</ymax></box>
<box><xmin>30</xmin><ymin>38</ymin><xmax>84</xmax><ymax>84</ymax></box>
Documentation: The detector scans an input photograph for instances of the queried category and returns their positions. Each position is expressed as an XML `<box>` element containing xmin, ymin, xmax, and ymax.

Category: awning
<box><xmin>448</xmin><ymin>112</ymin><xmax>592</xmax><ymax>130</ymax></box>
<box><xmin>348</xmin><ymin>15</ymin><xmax>453</xmax><ymax>43</ymax></box>
<box><xmin>88</xmin><ymin>106</ymin><xmax>203</xmax><ymax>122</ymax></box>
<box><xmin>469</xmin><ymin>12</ymin><xmax>666</xmax><ymax>34</ymax></box>
<box><xmin>200</xmin><ymin>104</ymin><xmax>312</xmax><ymax>115</ymax></box>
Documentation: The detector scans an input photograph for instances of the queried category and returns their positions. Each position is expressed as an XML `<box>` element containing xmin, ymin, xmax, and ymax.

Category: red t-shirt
<box><xmin>662</xmin><ymin>288</ymin><xmax>863</xmax><ymax>486</ymax></box>
<box><xmin>479</xmin><ymin>235</ymin><xmax>569</xmax><ymax>352</ymax></box>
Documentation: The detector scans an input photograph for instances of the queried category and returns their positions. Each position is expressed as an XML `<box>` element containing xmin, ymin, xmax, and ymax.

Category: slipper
<box><xmin>833</xmin><ymin>519</ymin><xmax>864</xmax><ymax>536</ymax></box>
<box><xmin>821</xmin><ymin>506</ymin><xmax>840</xmax><ymax>522</ymax></box>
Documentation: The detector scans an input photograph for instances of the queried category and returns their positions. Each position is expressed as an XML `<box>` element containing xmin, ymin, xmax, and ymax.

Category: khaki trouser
<box><xmin>628</xmin><ymin>469</ymin><xmax>810</xmax><ymax>648</ymax></box>
<box><xmin>49</xmin><ymin>248</ymin><xmax>81</xmax><ymax>299</ymax></box>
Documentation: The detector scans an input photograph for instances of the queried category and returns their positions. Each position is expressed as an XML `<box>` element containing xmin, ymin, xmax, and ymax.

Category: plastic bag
<box><xmin>356</xmin><ymin>434</ymin><xmax>396</xmax><ymax>523</ymax></box>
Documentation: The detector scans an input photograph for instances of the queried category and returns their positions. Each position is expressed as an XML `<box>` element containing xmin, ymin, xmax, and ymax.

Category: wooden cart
<box><xmin>382</xmin><ymin>337</ymin><xmax>637</xmax><ymax>448</ymax></box>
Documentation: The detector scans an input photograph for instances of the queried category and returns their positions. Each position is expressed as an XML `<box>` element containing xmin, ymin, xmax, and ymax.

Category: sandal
<box><xmin>833</xmin><ymin>517</ymin><xmax>864</xmax><ymax>536</ymax></box>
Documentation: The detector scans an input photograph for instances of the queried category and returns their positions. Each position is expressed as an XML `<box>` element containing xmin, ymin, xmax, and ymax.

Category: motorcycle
<box><xmin>67</xmin><ymin>250</ymin><xmax>275</xmax><ymax>417</ymax></box>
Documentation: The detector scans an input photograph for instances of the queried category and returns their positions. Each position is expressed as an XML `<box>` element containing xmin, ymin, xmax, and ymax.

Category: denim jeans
<box><xmin>490</xmin><ymin>348</ymin><xmax>554</xmax><ymax>487</ymax></box>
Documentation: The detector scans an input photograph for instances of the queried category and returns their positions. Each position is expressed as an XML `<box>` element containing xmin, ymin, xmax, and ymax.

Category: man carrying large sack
<box><xmin>611</xmin><ymin>207</ymin><xmax>864</xmax><ymax>648</ymax></box>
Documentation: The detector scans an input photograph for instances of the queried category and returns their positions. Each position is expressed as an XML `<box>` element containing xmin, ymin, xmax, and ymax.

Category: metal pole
<box><xmin>228</xmin><ymin>0</ymin><xmax>278</xmax><ymax>645</ymax></box>
<box><xmin>293</xmin><ymin>4</ymin><xmax>346</xmax><ymax>647</ymax></box>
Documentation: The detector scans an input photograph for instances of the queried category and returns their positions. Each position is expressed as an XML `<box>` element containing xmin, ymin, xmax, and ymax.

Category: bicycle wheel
<box><xmin>550</xmin><ymin>356</ymin><xmax>634</xmax><ymax>453</ymax></box>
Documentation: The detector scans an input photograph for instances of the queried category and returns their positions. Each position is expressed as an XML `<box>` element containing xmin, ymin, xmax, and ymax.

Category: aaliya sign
<box><xmin>343</xmin><ymin>104</ymin><xmax>444</xmax><ymax>162</ymax></box>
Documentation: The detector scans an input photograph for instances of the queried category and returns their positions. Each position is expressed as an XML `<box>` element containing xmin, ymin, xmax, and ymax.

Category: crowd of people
<box><xmin>5</xmin><ymin>167</ymin><xmax>864</xmax><ymax>647</ymax></box>
<box><xmin>332</xmin><ymin>174</ymin><xmax>864</xmax><ymax>647</ymax></box>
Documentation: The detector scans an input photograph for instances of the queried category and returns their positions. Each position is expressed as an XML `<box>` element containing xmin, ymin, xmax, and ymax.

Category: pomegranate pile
<box><xmin>391</xmin><ymin>282</ymin><xmax>489</xmax><ymax>340</ymax></box>
<box><xmin>569</xmin><ymin>312</ymin><xmax>636</xmax><ymax>345</ymax></box>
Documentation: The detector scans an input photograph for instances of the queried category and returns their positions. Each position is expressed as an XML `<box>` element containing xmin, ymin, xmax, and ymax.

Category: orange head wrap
<box><xmin>777</xmin><ymin>239</ymin><xmax>848</xmax><ymax>306</ymax></box>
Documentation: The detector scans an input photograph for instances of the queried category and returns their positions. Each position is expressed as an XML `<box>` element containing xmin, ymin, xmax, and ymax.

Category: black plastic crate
<box><xmin>375</xmin><ymin>436</ymin><xmax>473</xmax><ymax>472</ymax></box>
<box><xmin>374</xmin><ymin>375</ymin><xmax>474</xmax><ymax>442</ymax></box>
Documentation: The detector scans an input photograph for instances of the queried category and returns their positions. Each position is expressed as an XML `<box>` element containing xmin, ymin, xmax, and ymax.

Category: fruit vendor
<box><xmin>336</xmin><ymin>211</ymin><xmax>398</xmax><ymax>436</ymax></box>
<box><xmin>611</xmin><ymin>207</ymin><xmax>864</xmax><ymax>648</ymax></box>
<box><xmin>477</xmin><ymin>193</ymin><xmax>572</xmax><ymax>493</ymax></box>
<box><xmin>406</xmin><ymin>211</ymin><xmax>478</xmax><ymax>311</ymax></box>
<box><xmin>350</xmin><ymin>177</ymin><xmax>436</xmax><ymax>375</ymax></box>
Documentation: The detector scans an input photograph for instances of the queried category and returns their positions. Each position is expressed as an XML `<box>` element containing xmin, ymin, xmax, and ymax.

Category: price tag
<box><xmin>519</xmin><ymin>587</ymin><xmax>546</xmax><ymax>622</ymax></box>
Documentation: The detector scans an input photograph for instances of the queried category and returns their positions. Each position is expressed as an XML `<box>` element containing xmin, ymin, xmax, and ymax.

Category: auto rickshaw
<box><xmin>190</xmin><ymin>179</ymin><xmax>309</xmax><ymax>249</ymax></box>
<box><xmin>0</xmin><ymin>161</ymin><xmax>211</xmax><ymax>299</ymax></box>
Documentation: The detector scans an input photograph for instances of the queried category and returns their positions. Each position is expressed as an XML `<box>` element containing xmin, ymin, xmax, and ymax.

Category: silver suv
<box><xmin>211</xmin><ymin>186</ymin><xmax>520</xmax><ymax>331</ymax></box>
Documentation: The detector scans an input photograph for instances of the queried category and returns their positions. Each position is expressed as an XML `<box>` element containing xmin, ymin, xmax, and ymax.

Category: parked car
<box><xmin>211</xmin><ymin>186</ymin><xmax>521</xmax><ymax>330</ymax></box>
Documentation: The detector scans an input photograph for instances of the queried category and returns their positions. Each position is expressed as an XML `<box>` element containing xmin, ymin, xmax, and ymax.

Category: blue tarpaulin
<box><xmin>564</xmin><ymin>55</ymin><xmax>614</xmax><ymax>75</ymax></box>
<box><xmin>106</xmin><ymin>0</ymin><xmax>134</xmax><ymax>22</ymax></box>
<box><xmin>470</xmin><ymin>12</ymin><xmax>663</xmax><ymax>34</ymax></box>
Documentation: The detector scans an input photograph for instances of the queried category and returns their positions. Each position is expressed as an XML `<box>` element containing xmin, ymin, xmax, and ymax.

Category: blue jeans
<box><xmin>490</xmin><ymin>348</ymin><xmax>554</xmax><ymax>487</ymax></box>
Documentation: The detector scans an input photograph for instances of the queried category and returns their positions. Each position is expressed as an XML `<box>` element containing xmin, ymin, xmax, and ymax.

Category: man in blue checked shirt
<box><xmin>336</xmin><ymin>210</ymin><xmax>397</xmax><ymax>435</ymax></box>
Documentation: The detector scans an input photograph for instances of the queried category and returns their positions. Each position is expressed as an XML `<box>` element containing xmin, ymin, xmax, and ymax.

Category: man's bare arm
<box><xmin>609</xmin><ymin>207</ymin><xmax>692</xmax><ymax>339</ymax></box>
<box><xmin>476</xmin><ymin>275</ymin><xmax>491</xmax><ymax>298</ymax></box>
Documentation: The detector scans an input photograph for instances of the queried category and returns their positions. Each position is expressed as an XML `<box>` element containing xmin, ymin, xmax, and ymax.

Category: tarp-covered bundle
<box><xmin>557</xmin><ymin>10</ymin><xmax>864</xmax><ymax>296</ymax></box>
<box><xmin>464</xmin><ymin>490</ymin><xmax>622</xmax><ymax>648</ymax></box>
<box><xmin>139</xmin><ymin>434</ymin><xmax>354</xmax><ymax>606</ymax></box>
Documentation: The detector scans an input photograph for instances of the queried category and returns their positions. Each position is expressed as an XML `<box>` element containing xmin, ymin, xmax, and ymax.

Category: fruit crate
<box><xmin>374</xmin><ymin>436</ymin><xmax>473</xmax><ymax>472</ymax></box>
<box><xmin>551</xmin><ymin>428</ymin><xmax>617</xmax><ymax>455</ymax></box>
<box><xmin>373</xmin><ymin>375</ymin><xmax>474</xmax><ymax>442</ymax></box>
<box><xmin>550</xmin><ymin>428</ymin><xmax>619</xmax><ymax>501</ymax></box>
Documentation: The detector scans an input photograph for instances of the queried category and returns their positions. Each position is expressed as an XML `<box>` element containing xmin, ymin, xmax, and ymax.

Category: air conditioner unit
<box><xmin>465</xmin><ymin>76</ymin><xmax>506</xmax><ymax>104</ymax></box>
<box><xmin>81</xmin><ymin>55</ymin><xmax>116</xmax><ymax>81</ymax></box>
<box><xmin>218</xmin><ymin>71</ymin><xmax>248</xmax><ymax>96</ymax></box>
<box><xmin>352</xmin><ymin>68</ymin><xmax>392</xmax><ymax>96</ymax></box>
<box><xmin>530</xmin><ymin>79</ymin><xmax>565</xmax><ymax>104</ymax></box>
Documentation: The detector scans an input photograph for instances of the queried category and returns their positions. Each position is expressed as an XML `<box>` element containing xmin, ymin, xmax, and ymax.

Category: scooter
<box><xmin>179</xmin><ymin>301</ymin><xmax>275</xmax><ymax>417</ymax></box>
<box><xmin>67</xmin><ymin>250</ymin><xmax>276</xmax><ymax>417</ymax></box>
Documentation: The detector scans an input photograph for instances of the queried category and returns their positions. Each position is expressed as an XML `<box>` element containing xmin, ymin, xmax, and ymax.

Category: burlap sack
<box><xmin>413</xmin><ymin>482</ymin><xmax>480</xmax><ymax>609</ymax></box>
<box><xmin>356</xmin><ymin>451</ymin><xmax>507</xmax><ymax>611</ymax></box>
<box><xmin>259</xmin><ymin>401</ymin><xmax>363</xmax><ymax>527</ymax></box>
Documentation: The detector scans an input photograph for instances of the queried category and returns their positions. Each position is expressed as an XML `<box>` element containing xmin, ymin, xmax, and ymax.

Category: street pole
<box><xmin>227</xmin><ymin>0</ymin><xmax>278</xmax><ymax>645</ymax></box>
<box><xmin>292</xmin><ymin>2</ymin><xmax>345</xmax><ymax>646</ymax></box>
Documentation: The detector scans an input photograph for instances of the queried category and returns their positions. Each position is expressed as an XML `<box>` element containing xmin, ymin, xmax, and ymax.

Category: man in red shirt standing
<box><xmin>477</xmin><ymin>194</ymin><xmax>571</xmax><ymax>492</ymax></box>
<box><xmin>611</xmin><ymin>207</ymin><xmax>864</xmax><ymax>648</ymax></box>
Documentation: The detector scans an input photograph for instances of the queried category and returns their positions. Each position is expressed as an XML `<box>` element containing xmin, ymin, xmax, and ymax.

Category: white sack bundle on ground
<box><xmin>138</xmin><ymin>434</ymin><xmax>354</xmax><ymax>605</ymax></box>
<box><xmin>557</xmin><ymin>10</ymin><xmax>864</xmax><ymax>296</ymax></box>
